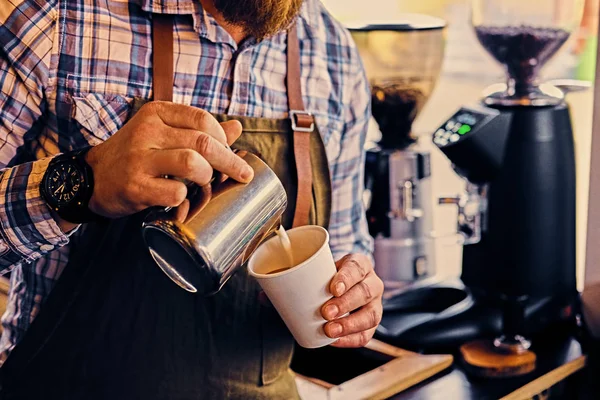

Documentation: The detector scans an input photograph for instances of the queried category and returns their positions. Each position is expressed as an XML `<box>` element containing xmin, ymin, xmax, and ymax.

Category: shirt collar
<box><xmin>131</xmin><ymin>0</ymin><xmax>244</xmax><ymax>47</ymax></box>
<box><xmin>191</xmin><ymin>5</ymin><xmax>240</xmax><ymax>47</ymax></box>
<box><xmin>132</xmin><ymin>0</ymin><xmax>312</xmax><ymax>49</ymax></box>
<box><xmin>132</xmin><ymin>0</ymin><xmax>197</xmax><ymax>15</ymax></box>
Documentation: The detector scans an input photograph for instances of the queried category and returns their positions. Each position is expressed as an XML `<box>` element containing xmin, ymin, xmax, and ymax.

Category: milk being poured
<box><xmin>275</xmin><ymin>226</ymin><xmax>294</xmax><ymax>269</ymax></box>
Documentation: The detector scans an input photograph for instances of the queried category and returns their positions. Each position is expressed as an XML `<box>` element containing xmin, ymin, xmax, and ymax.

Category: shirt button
<box><xmin>40</xmin><ymin>244</ymin><xmax>55</xmax><ymax>252</ymax></box>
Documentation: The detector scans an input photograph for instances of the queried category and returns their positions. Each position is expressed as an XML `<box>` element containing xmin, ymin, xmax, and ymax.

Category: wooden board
<box><xmin>328</xmin><ymin>353</ymin><xmax>453</xmax><ymax>400</ymax></box>
<box><xmin>294</xmin><ymin>339</ymin><xmax>453</xmax><ymax>400</ymax></box>
<box><xmin>294</xmin><ymin>373</ymin><xmax>331</xmax><ymax>400</ymax></box>
<box><xmin>0</xmin><ymin>276</ymin><xmax>9</xmax><ymax>333</ymax></box>
<box><xmin>500</xmin><ymin>355</ymin><xmax>587</xmax><ymax>400</ymax></box>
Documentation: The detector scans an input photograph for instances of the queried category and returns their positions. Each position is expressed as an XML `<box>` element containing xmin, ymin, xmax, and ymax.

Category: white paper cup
<box><xmin>248</xmin><ymin>225</ymin><xmax>338</xmax><ymax>348</ymax></box>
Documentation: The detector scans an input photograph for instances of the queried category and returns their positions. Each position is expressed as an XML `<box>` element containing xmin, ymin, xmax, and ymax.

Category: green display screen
<box><xmin>458</xmin><ymin>125</ymin><xmax>471</xmax><ymax>135</ymax></box>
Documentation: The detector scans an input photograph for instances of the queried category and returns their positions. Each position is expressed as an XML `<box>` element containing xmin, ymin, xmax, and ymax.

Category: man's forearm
<box><xmin>0</xmin><ymin>0</ymin><xmax>60</xmax><ymax>271</ymax></box>
<box><xmin>0</xmin><ymin>159</ymin><xmax>72</xmax><ymax>272</ymax></box>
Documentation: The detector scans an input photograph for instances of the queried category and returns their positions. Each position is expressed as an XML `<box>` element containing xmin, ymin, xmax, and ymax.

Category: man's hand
<box><xmin>84</xmin><ymin>102</ymin><xmax>253</xmax><ymax>218</ymax></box>
<box><xmin>321</xmin><ymin>254</ymin><xmax>384</xmax><ymax>347</ymax></box>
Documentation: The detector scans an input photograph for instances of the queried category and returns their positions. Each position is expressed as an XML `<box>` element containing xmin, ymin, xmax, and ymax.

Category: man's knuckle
<box><xmin>142</xmin><ymin>101</ymin><xmax>158</xmax><ymax>114</ymax></box>
<box><xmin>369</xmin><ymin>307</ymin><xmax>381</xmax><ymax>327</ymax></box>
<box><xmin>339</xmin><ymin>269</ymin><xmax>353</xmax><ymax>283</ymax></box>
<box><xmin>192</xmin><ymin>109</ymin><xmax>209</xmax><ymax>129</ymax></box>
<box><xmin>349</xmin><ymin>257</ymin><xmax>369</xmax><ymax>278</ymax></box>
<box><xmin>170</xmin><ymin>184</ymin><xmax>188</xmax><ymax>205</ymax></box>
<box><xmin>341</xmin><ymin>318</ymin><xmax>354</xmax><ymax>333</ymax></box>
<box><xmin>375</xmin><ymin>276</ymin><xmax>385</xmax><ymax>295</ymax></box>
<box><xmin>180</xmin><ymin>150</ymin><xmax>197</xmax><ymax>175</ymax></box>
<box><xmin>195</xmin><ymin>133</ymin><xmax>213</xmax><ymax>156</ymax></box>
<box><xmin>358</xmin><ymin>281</ymin><xmax>373</xmax><ymax>302</ymax></box>
<box><xmin>337</xmin><ymin>296</ymin><xmax>351</xmax><ymax>313</ymax></box>
<box><xmin>198</xmin><ymin>167</ymin><xmax>213</xmax><ymax>186</ymax></box>
<box><xmin>359</xmin><ymin>331</ymin><xmax>370</xmax><ymax>346</ymax></box>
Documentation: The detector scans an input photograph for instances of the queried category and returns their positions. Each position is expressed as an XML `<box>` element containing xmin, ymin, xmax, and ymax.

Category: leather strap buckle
<box><xmin>289</xmin><ymin>110</ymin><xmax>315</xmax><ymax>133</ymax></box>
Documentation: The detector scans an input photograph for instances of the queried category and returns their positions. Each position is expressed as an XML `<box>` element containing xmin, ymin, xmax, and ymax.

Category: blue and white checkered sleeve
<box><xmin>0</xmin><ymin>0</ymin><xmax>70</xmax><ymax>273</ymax></box>
<box><xmin>328</xmin><ymin>50</ymin><xmax>374</xmax><ymax>262</ymax></box>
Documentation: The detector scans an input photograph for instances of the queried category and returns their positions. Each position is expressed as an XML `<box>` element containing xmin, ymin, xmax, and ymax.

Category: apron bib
<box><xmin>0</xmin><ymin>15</ymin><xmax>332</xmax><ymax>400</ymax></box>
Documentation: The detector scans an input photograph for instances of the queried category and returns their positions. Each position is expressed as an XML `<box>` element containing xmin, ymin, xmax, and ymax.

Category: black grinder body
<box><xmin>374</xmin><ymin>102</ymin><xmax>580</xmax><ymax>352</ymax></box>
<box><xmin>457</xmin><ymin>103</ymin><xmax>577</xmax><ymax>300</ymax></box>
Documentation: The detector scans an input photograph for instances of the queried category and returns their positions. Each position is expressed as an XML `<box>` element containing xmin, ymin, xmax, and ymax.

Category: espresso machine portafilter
<box><xmin>347</xmin><ymin>15</ymin><xmax>446</xmax><ymax>288</ymax></box>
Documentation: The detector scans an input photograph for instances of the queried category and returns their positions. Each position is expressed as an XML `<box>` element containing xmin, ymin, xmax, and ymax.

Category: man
<box><xmin>0</xmin><ymin>0</ymin><xmax>383</xmax><ymax>398</ymax></box>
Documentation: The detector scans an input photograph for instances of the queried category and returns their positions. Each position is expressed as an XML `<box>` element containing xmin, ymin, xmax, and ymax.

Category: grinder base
<box><xmin>460</xmin><ymin>339</ymin><xmax>537</xmax><ymax>378</ymax></box>
<box><xmin>375</xmin><ymin>279</ymin><xmax>578</xmax><ymax>354</ymax></box>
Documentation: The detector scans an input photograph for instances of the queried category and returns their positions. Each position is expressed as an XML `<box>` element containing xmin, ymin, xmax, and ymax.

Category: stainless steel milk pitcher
<box><xmin>142</xmin><ymin>151</ymin><xmax>287</xmax><ymax>295</ymax></box>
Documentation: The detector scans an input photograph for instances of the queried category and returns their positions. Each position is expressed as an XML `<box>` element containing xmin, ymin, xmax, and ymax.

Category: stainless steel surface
<box><xmin>482</xmin><ymin>83</ymin><xmax>565</xmax><ymax>107</ymax></box>
<box><xmin>493</xmin><ymin>335</ymin><xmax>532</xmax><ymax>354</ymax></box>
<box><xmin>398</xmin><ymin>180</ymin><xmax>424</xmax><ymax>222</ymax></box>
<box><xmin>373</xmin><ymin>150</ymin><xmax>436</xmax><ymax>284</ymax></box>
<box><xmin>374</xmin><ymin>236</ymin><xmax>430</xmax><ymax>282</ymax></box>
<box><xmin>142</xmin><ymin>152</ymin><xmax>287</xmax><ymax>295</ymax></box>
<box><xmin>545</xmin><ymin>79</ymin><xmax>592</xmax><ymax>94</ymax></box>
<box><xmin>439</xmin><ymin>182</ymin><xmax>486</xmax><ymax>246</ymax></box>
<box><xmin>289</xmin><ymin>110</ymin><xmax>315</xmax><ymax>132</ymax></box>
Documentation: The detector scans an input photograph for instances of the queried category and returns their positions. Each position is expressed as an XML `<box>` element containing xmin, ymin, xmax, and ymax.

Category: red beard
<box><xmin>213</xmin><ymin>0</ymin><xmax>304</xmax><ymax>40</ymax></box>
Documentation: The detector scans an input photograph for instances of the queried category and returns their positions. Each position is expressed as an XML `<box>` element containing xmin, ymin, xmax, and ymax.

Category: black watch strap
<box><xmin>42</xmin><ymin>147</ymin><xmax>104</xmax><ymax>224</ymax></box>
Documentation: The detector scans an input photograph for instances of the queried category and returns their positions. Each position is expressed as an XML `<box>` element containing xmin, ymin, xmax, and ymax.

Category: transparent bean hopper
<box><xmin>472</xmin><ymin>0</ymin><xmax>584</xmax><ymax>106</ymax></box>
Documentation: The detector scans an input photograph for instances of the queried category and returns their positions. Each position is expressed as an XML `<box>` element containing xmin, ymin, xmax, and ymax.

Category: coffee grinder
<box><xmin>374</xmin><ymin>0</ymin><xmax>583</xmax><ymax>377</ymax></box>
<box><xmin>347</xmin><ymin>15</ymin><xmax>446</xmax><ymax>287</ymax></box>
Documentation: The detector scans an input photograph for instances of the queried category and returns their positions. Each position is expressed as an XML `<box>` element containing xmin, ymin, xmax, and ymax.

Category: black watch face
<box><xmin>45</xmin><ymin>161</ymin><xmax>85</xmax><ymax>206</ymax></box>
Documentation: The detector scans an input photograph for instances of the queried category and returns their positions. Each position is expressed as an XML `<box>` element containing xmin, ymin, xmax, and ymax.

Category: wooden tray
<box><xmin>294</xmin><ymin>339</ymin><xmax>453</xmax><ymax>400</ymax></box>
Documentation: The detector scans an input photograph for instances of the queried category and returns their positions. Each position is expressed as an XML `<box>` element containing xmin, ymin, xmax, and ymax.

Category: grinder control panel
<box><xmin>433</xmin><ymin>108</ymin><xmax>496</xmax><ymax>147</ymax></box>
<box><xmin>431</xmin><ymin>106</ymin><xmax>511</xmax><ymax>183</ymax></box>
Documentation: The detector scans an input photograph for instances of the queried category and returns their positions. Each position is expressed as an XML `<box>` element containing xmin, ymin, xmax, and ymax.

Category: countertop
<box><xmin>392</xmin><ymin>334</ymin><xmax>585</xmax><ymax>400</ymax></box>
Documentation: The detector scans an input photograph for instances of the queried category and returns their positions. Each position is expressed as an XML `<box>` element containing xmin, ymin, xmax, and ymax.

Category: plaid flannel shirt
<box><xmin>0</xmin><ymin>0</ymin><xmax>373</xmax><ymax>363</ymax></box>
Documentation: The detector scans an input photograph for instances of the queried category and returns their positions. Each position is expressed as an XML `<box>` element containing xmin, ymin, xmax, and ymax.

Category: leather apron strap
<box><xmin>150</xmin><ymin>16</ymin><xmax>313</xmax><ymax>227</ymax></box>
<box><xmin>286</xmin><ymin>24</ymin><xmax>314</xmax><ymax>228</ymax></box>
<box><xmin>152</xmin><ymin>14</ymin><xmax>174</xmax><ymax>102</ymax></box>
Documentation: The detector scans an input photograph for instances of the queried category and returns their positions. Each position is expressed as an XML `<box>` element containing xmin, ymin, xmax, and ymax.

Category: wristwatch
<box><xmin>40</xmin><ymin>147</ymin><xmax>103</xmax><ymax>224</ymax></box>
